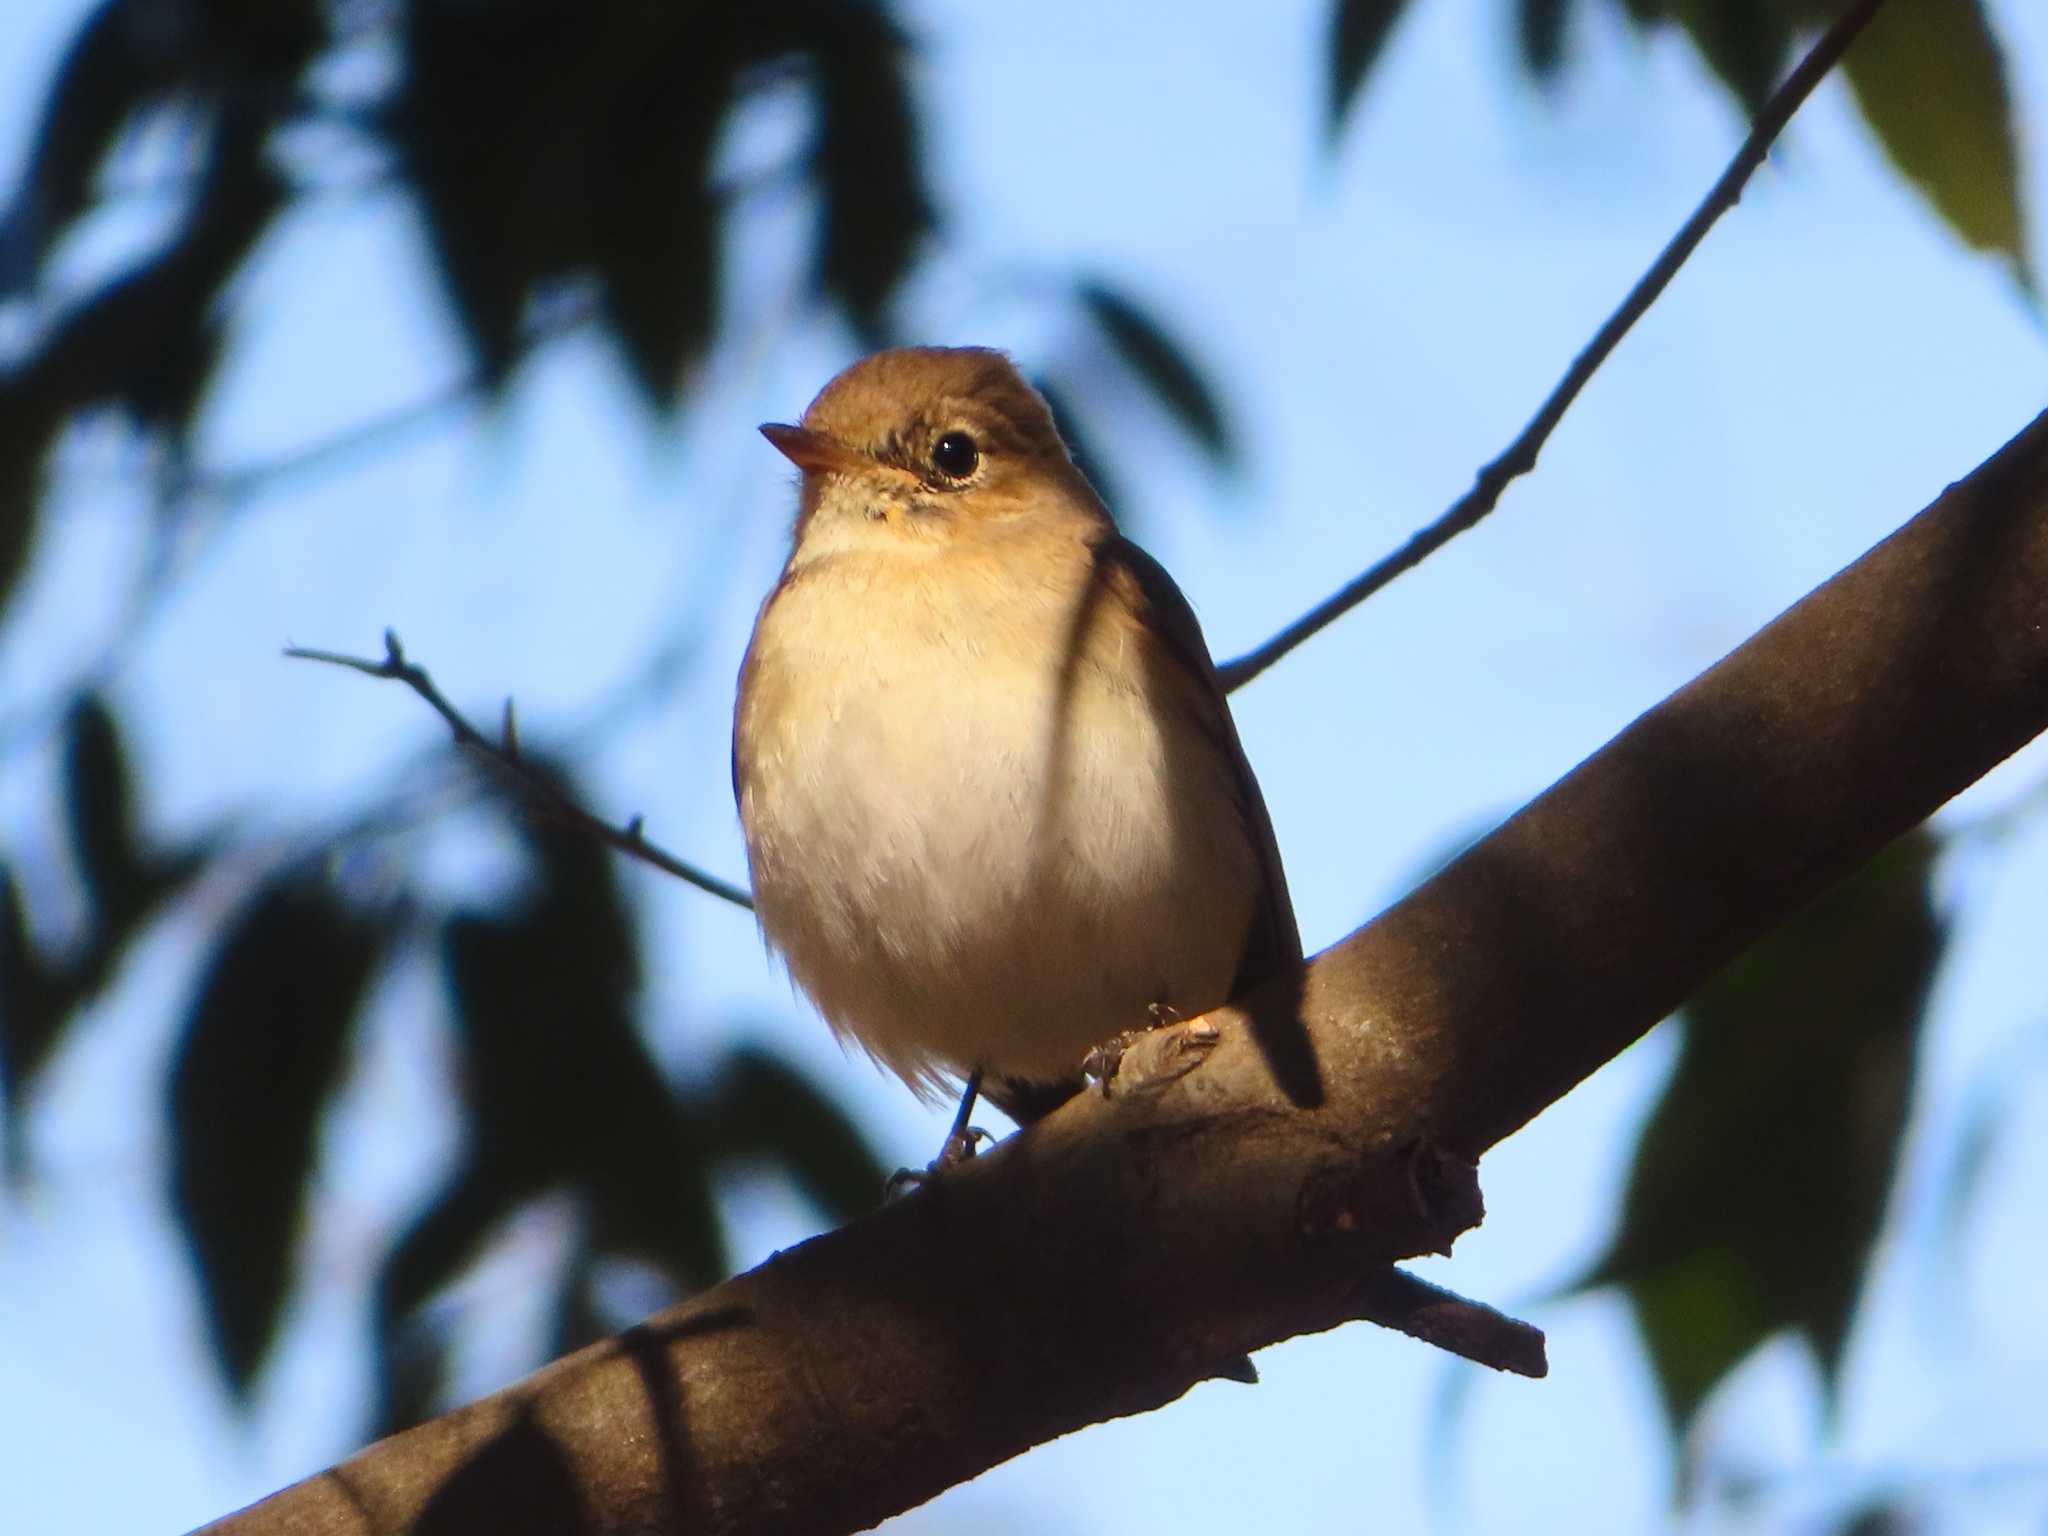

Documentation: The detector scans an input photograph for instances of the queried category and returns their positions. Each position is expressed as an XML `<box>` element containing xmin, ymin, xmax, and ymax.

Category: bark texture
<box><xmin>202</xmin><ymin>410</ymin><xmax>2048</xmax><ymax>1536</ymax></box>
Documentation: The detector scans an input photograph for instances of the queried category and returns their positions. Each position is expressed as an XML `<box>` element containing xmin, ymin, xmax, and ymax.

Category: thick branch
<box><xmin>201</xmin><ymin>408</ymin><xmax>2048</xmax><ymax>1536</ymax></box>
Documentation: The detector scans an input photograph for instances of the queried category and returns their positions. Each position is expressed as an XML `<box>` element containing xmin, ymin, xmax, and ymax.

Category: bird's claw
<box><xmin>1081</xmin><ymin>1030</ymin><xmax>1150</xmax><ymax>1093</ymax></box>
<box><xmin>883</xmin><ymin>1124</ymin><xmax>992</xmax><ymax>1199</ymax></box>
<box><xmin>1083</xmin><ymin>1010</ymin><xmax>1220</xmax><ymax>1100</ymax></box>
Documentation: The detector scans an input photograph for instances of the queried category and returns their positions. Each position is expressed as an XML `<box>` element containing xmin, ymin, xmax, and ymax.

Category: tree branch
<box><xmin>286</xmin><ymin>629</ymin><xmax>754</xmax><ymax>910</ymax></box>
<box><xmin>1217</xmin><ymin>0</ymin><xmax>1890</xmax><ymax>693</ymax></box>
<box><xmin>203</xmin><ymin>408</ymin><xmax>2048</xmax><ymax>1534</ymax></box>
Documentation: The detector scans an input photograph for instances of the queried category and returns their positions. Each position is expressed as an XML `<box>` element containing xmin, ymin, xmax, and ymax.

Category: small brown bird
<box><xmin>734</xmin><ymin>346</ymin><xmax>1300</xmax><ymax>1154</ymax></box>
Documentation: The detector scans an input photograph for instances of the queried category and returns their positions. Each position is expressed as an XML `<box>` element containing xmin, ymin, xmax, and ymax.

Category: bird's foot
<box><xmin>1082</xmin><ymin>1008</ymin><xmax>1220</xmax><ymax>1100</ymax></box>
<box><xmin>883</xmin><ymin>1123</ymin><xmax>992</xmax><ymax>1200</ymax></box>
<box><xmin>1081</xmin><ymin>1029</ymin><xmax>1151</xmax><ymax>1094</ymax></box>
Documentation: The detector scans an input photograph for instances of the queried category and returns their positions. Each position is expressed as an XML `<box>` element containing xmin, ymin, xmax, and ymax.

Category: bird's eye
<box><xmin>931</xmin><ymin>431</ymin><xmax>980</xmax><ymax>482</ymax></box>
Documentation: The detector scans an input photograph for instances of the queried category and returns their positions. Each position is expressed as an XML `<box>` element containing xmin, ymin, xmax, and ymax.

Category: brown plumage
<box><xmin>734</xmin><ymin>346</ymin><xmax>1299</xmax><ymax>1125</ymax></box>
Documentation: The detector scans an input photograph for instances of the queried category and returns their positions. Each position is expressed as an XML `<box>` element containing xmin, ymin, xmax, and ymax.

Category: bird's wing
<box><xmin>1091</xmin><ymin>535</ymin><xmax>1303</xmax><ymax>994</ymax></box>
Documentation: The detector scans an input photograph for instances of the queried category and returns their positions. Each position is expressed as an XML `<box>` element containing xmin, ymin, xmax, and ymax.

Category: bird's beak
<box><xmin>759</xmin><ymin>423</ymin><xmax>871</xmax><ymax>477</ymax></box>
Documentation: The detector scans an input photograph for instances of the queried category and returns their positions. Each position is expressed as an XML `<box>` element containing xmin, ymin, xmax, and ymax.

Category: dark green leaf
<box><xmin>1578</xmin><ymin>829</ymin><xmax>1945</xmax><ymax>1434</ymax></box>
<box><xmin>394</xmin><ymin>5</ymin><xmax>742</xmax><ymax>395</ymax></box>
<box><xmin>1836</xmin><ymin>0</ymin><xmax>2028</xmax><ymax>278</ymax></box>
<box><xmin>0</xmin><ymin>0</ymin><xmax>178</xmax><ymax>294</ymax></box>
<box><xmin>394</xmin><ymin>3</ymin><xmax>595</xmax><ymax>383</ymax></box>
<box><xmin>0</xmin><ymin>863</ymin><xmax>71</xmax><ymax>1175</ymax></box>
<box><xmin>1327</xmin><ymin>0</ymin><xmax>1412</xmax><ymax>141</ymax></box>
<box><xmin>594</xmin><ymin>139</ymin><xmax>719</xmax><ymax>409</ymax></box>
<box><xmin>370</xmin><ymin>1166</ymin><xmax>517</xmax><ymax>1434</ymax></box>
<box><xmin>704</xmin><ymin>1045</ymin><xmax>887</xmax><ymax>1222</ymax></box>
<box><xmin>511</xmin><ymin>758</ymin><xmax>640</xmax><ymax>995</ymax></box>
<box><xmin>62</xmin><ymin>695</ymin><xmax>146</xmax><ymax>925</ymax></box>
<box><xmin>0</xmin><ymin>394</ymin><xmax>60</xmax><ymax>617</ymax></box>
<box><xmin>1833</xmin><ymin>1499</ymin><xmax>1919</xmax><ymax>1536</ymax></box>
<box><xmin>169</xmin><ymin>872</ymin><xmax>391</xmax><ymax>1400</ymax></box>
<box><xmin>1650</xmin><ymin>0</ymin><xmax>1793</xmax><ymax>111</ymax></box>
<box><xmin>57</xmin><ymin>694</ymin><xmax>212</xmax><ymax>985</ymax></box>
<box><xmin>443</xmin><ymin>759</ymin><xmax>721</xmax><ymax>1271</ymax></box>
<box><xmin>405</xmin><ymin>767</ymin><xmax>728</xmax><ymax>1390</ymax></box>
<box><xmin>22</xmin><ymin>111</ymin><xmax>285</xmax><ymax>421</ymax></box>
<box><xmin>123</xmin><ymin>310</ymin><xmax>227</xmax><ymax>444</ymax></box>
<box><xmin>588</xmin><ymin>24</ymin><xmax>726</xmax><ymax>411</ymax></box>
<box><xmin>1517</xmin><ymin>0</ymin><xmax>1574</xmax><ymax>79</ymax></box>
<box><xmin>1076</xmin><ymin>281</ymin><xmax>1234</xmax><ymax>466</ymax></box>
<box><xmin>190</xmin><ymin>0</ymin><xmax>327</xmax><ymax>83</ymax></box>
<box><xmin>803</xmin><ymin>3</ymin><xmax>935</xmax><ymax>341</ymax></box>
<box><xmin>443</xmin><ymin>904</ymin><xmax>725</xmax><ymax>1290</ymax></box>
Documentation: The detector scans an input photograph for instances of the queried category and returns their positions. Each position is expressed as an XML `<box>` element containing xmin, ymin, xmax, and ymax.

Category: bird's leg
<box><xmin>937</xmin><ymin>1066</ymin><xmax>992</xmax><ymax>1164</ymax></box>
<box><xmin>884</xmin><ymin>1067</ymin><xmax>991</xmax><ymax>1198</ymax></box>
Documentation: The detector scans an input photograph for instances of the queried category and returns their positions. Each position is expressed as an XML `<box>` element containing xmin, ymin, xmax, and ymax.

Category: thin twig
<box><xmin>1217</xmin><ymin>0</ymin><xmax>1890</xmax><ymax>693</ymax></box>
<box><xmin>285</xmin><ymin>629</ymin><xmax>756</xmax><ymax>910</ymax></box>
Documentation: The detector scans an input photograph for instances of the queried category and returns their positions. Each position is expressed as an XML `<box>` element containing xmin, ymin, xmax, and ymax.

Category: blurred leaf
<box><xmin>394</xmin><ymin>2</ymin><xmax>593</xmax><ymax>384</ymax></box>
<box><xmin>395</xmin><ymin>5</ymin><xmax>746</xmax><ymax>401</ymax></box>
<box><xmin>1833</xmin><ymin>0</ymin><xmax>2028</xmax><ymax>279</ymax></box>
<box><xmin>1834</xmin><ymin>1499</ymin><xmax>1920</xmax><ymax>1536</ymax></box>
<box><xmin>123</xmin><ymin>310</ymin><xmax>227</xmax><ymax>445</ymax></box>
<box><xmin>169</xmin><ymin>872</ymin><xmax>391</xmax><ymax>1401</ymax></box>
<box><xmin>391</xmin><ymin>2</ymin><xmax>938</xmax><ymax>389</ymax></box>
<box><xmin>1578</xmin><ymin>830</ymin><xmax>1945</xmax><ymax>1435</ymax></box>
<box><xmin>371</xmin><ymin>1166</ymin><xmax>517</xmax><ymax>1434</ymax></box>
<box><xmin>704</xmin><ymin>1045</ymin><xmax>887</xmax><ymax>1222</ymax></box>
<box><xmin>0</xmin><ymin>396</ymin><xmax>61</xmax><ymax>617</ymax></box>
<box><xmin>1673</xmin><ymin>0</ymin><xmax>1792</xmax><ymax>111</ymax></box>
<box><xmin>0</xmin><ymin>0</ymin><xmax>161</xmax><ymax>292</ymax></box>
<box><xmin>62</xmin><ymin>695</ymin><xmax>147</xmax><ymax>924</ymax></box>
<box><xmin>592</xmin><ymin>96</ymin><xmax>720</xmax><ymax>410</ymax></box>
<box><xmin>21</xmin><ymin>111</ymin><xmax>285</xmax><ymax>421</ymax></box>
<box><xmin>1076</xmin><ymin>281</ymin><xmax>1234</xmax><ymax>466</ymax></box>
<box><xmin>57</xmin><ymin>693</ymin><xmax>212</xmax><ymax>981</ymax></box>
<box><xmin>444</xmin><ymin>895</ymin><xmax>724</xmax><ymax>1289</ymax></box>
<box><xmin>1517</xmin><ymin>0</ymin><xmax>1574</xmax><ymax>79</ymax></box>
<box><xmin>1327</xmin><ymin>0</ymin><xmax>1412</xmax><ymax>141</ymax></box>
<box><xmin>1618</xmin><ymin>0</ymin><xmax>1789</xmax><ymax>111</ymax></box>
<box><xmin>803</xmin><ymin>1</ymin><xmax>935</xmax><ymax>341</ymax></box>
<box><xmin>0</xmin><ymin>0</ymin><xmax>321</xmax><ymax>295</ymax></box>
<box><xmin>0</xmin><ymin>864</ymin><xmax>70</xmax><ymax>1174</ymax></box>
<box><xmin>192</xmin><ymin>0</ymin><xmax>328</xmax><ymax>82</ymax></box>
<box><xmin>382</xmin><ymin>760</ymin><xmax>726</xmax><ymax>1407</ymax></box>
<box><xmin>1033</xmin><ymin>376</ymin><xmax>1126</xmax><ymax>525</ymax></box>
<box><xmin>585</xmin><ymin>4</ymin><xmax>731</xmax><ymax>411</ymax></box>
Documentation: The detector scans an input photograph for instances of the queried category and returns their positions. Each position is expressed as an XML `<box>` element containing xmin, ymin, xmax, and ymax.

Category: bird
<box><xmin>733</xmin><ymin>346</ymin><xmax>1302</xmax><ymax>1164</ymax></box>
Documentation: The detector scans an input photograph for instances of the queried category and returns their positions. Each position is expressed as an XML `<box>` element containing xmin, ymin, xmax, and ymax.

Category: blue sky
<box><xmin>3</xmin><ymin>0</ymin><xmax>2047</xmax><ymax>1531</ymax></box>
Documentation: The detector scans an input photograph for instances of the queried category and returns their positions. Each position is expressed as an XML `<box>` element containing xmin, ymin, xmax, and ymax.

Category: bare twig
<box><xmin>285</xmin><ymin>630</ymin><xmax>755</xmax><ymax>910</ymax></box>
<box><xmin>1217</xmin><ymin>0</ymin><xmax>1890</xmax><ymax>693</ymax></box>
<box><xmin>1352</xmin><ymin>1266</ymin><xmax>1547</xmax><ymax>1377</ymax></box>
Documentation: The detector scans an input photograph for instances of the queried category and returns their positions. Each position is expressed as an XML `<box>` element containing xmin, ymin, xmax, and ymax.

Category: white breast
<box><xmin>735</xmin><ymin>528</ymin><xmax>1258</xmax><ymax>1098</ymax></box>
